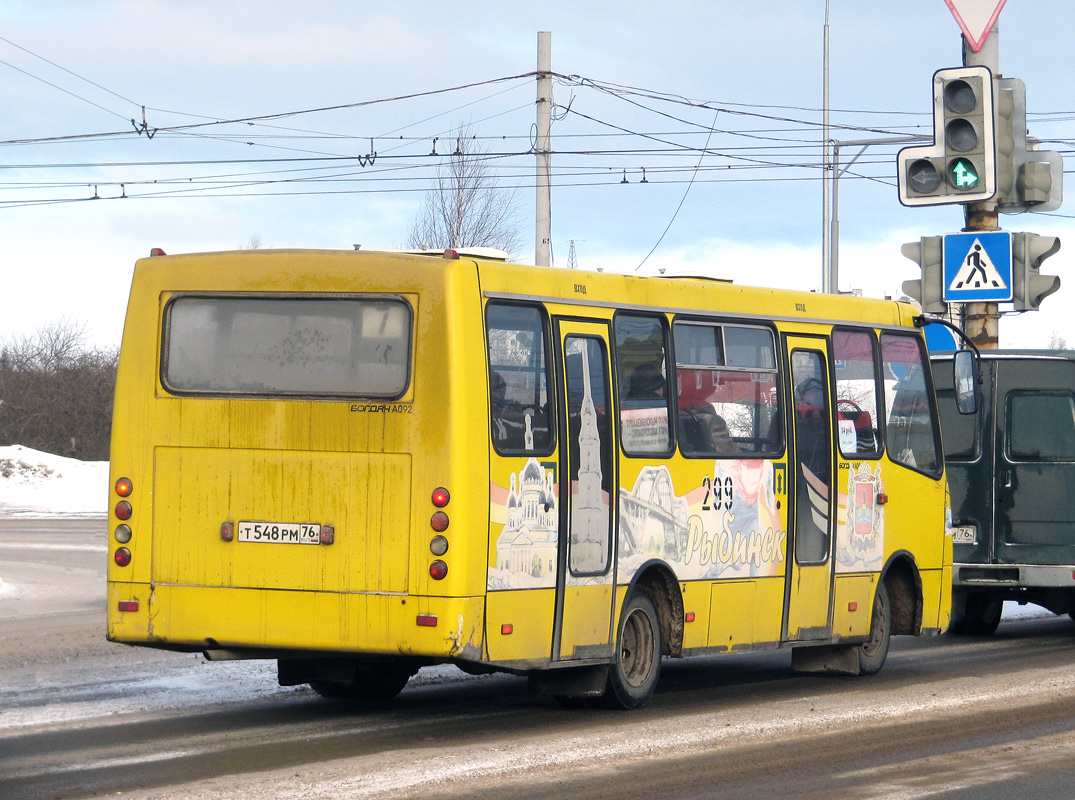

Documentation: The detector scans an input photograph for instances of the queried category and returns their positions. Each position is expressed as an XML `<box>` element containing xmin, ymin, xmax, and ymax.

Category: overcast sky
<box><xmin>3</xmin><ymin>1</ymin><xmax>1073</xmax><ymax>348</ymax></box>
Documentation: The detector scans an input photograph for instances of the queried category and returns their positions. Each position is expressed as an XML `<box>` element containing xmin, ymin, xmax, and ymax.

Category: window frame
<box><xmin>160</xmin><ymin>292</ymin><xmax>414</xmax><ymax>400</ymax></box>
<box><xmin>486</xmin><ymin>300</ymin><xmax>557</xmax><ymax>457</ymax></box>
<box><xmin>671</xmin><ymin>318</ymin><xmax>783</xmax><ymax>459</ymax></box>
<box><xmin>613</xmin><ymin>311</ymin><xmax>675</xmax><ymax>459</ymax></box>
<box><xmin>831</xmin><ymin>326</ymin><xmax>884</xmax><ymax>461</ymax></box>
<box><xmin>878</xmin><ymin>331</ymin><xmax>943</xmax><ymax>478</ymax></box>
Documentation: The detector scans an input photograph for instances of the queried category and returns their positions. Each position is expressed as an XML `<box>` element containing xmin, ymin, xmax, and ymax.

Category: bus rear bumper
<box><xmin>106</xmin><ymin>582</ymin><xmax>485</xmax><ymax>662</ymax></box>
<box><xmin>954</xmin><ymin>563</ymin><xmax>1075</xmax><ymax>588</ymax></box>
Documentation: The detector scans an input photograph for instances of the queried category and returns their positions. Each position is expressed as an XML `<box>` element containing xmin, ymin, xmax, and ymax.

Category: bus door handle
<box><xmin>999</xmin><ymin>469</ymin><xmax>1012</xmax><ymax>489</ymax></box>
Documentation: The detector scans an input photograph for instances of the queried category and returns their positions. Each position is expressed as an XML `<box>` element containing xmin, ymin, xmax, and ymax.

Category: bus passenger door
<box><xmin>552</xmin><ymin>320</ymin><xmax>617</xmax><ymax>662</ymax></box>
<box><xmin>783</xmin><ymin>340</ymin><xmax>835</xmax><ymax>641</ymax></box>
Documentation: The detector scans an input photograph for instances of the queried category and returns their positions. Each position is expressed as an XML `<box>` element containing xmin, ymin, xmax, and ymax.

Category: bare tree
<box><xmin>407</xmin><ymin>124</ymin><xmax>522</xmax><ymax>258</ymax></box>
<box><xmin>1049</xmin><ymin>330</ymin><xmax>1068</xmax><ymax>350</ymax></box>
<box><xmin>0</xmin><ymin>320</ymin><xmax>118</xmax><ymax>460</ymax></box>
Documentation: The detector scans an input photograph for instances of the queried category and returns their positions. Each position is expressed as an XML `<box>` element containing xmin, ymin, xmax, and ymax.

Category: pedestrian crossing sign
<box><xmin>943</xmin><ymin>231</ymin><xmax>1013</xmax><ymax>302</ymax></box>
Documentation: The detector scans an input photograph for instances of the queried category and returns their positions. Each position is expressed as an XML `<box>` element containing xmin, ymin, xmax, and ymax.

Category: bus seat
<box><xmin>679</xmin><ymin>405</ymin><xmax>740</xmax><ymax>455</ymax></box>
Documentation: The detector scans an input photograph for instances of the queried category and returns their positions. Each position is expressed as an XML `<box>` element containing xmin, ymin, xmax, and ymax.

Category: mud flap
<box><xmin>791</xmin><ymin>644</ymin><xmax>861</xmax><ymax>675</ymax></box>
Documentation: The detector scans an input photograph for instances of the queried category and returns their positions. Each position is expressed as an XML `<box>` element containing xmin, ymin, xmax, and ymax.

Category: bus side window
<box><xmin>833</xmin><ymin>329</ymin><xmax>881</xmax><ymax>458</ymax></box>
<box><xmin>614</xmin><ymin>313</ymin><xmax>672</xmax><ymax>456</ymax></box>
<box><xmin>881</xmin><ymin>333</ymin><xmax>940</xmax><ymax>475</ymax></box>
<box><xmin>486</xmin><ymin>303</ymin><xmax>553</xmax><ymax>454</ymax></box>
<box><xmin>672</xmin><ymin>322</ymin><xmax>780</xmax><ymax>458</ymax></box>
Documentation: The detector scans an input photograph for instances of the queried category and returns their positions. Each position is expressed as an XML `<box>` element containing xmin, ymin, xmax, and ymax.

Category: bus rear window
<box><xmin>162</xmin><ymin>296</ymin><xmax>412</xmax><ymax>397</ymax></box>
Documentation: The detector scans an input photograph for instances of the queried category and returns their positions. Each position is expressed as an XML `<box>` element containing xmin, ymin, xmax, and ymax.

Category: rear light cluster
<box><xmin>428</xmin><ymin>487</ymin><xmax>450</xmax><ymax>580</ymax></box>
<box><xmin>113</xmin><ymin>477</ymin><xmax>134</xmax><ymax>567</ymax></box>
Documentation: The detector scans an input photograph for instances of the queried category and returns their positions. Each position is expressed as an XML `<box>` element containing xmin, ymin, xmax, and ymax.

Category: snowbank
<box><xmin>0</xmin><ymin>444</ymin><xmax>107</xmax><ymax>518</ymax></box>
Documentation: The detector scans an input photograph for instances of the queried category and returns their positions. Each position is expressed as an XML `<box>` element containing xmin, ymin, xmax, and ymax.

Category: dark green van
<box><xmin>932</xmin><ymin>350</ymin><xmax>1075</xmax><ymax>634</ymax></box>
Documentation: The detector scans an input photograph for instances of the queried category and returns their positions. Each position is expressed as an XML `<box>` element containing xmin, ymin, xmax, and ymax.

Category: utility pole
<box><xmin>821</xmin><ymin>0</ymin><xmax>832</xmax><ymax>293</ymax></box>
<box><xmin>962</xmin><ymin>25</ymin><xmax>1000</xmax><ymax>349</ymax></box>
<box><xmin>535</xmin><ymin>31</ymin><xmax>552</xmax><ymax>267</ymax></box>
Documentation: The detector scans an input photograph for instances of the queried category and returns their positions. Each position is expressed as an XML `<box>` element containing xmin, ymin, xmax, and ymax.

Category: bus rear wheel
<box><xmin>855</xmin><ymin>582</ymin><xmax>891</xmax><ymax>675</ymax></box>
<box><xmin>600</xmin><ymin>591</ymin><xmax>662</xmax><ymax>710</ymax></box>
<box><xmin>310</xmin><ymin>665</ymin><xmax>413</xmax><ymax>702</ymax></box>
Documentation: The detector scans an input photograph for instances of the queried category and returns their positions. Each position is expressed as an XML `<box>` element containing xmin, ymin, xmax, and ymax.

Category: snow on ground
<box><xmin>0</xmin><ymin>444</ymin><xmax>107</xmax><ymax>518</ymax></box>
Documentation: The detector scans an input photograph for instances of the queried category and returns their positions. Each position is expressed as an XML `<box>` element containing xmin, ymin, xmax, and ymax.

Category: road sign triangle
<box><xmin>944</xmin><ymin>0</ymin><xmax>1007</xmax><ymax>52</ymax></box>
<box><xmin>949</xmin><ymin>237</ymin><xmax>1007</xmax><ymax>292</ymax></box>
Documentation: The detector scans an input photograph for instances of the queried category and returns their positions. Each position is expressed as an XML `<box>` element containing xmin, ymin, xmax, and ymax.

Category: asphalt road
<box><xmin>4</xmin><ymin>519</ymin><xmax>1075</xmax><ymax>800</ymax></box>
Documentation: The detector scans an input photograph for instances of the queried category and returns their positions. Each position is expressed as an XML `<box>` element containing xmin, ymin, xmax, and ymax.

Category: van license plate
<box><xmin>952</xmin><ymin>526</ymin><xmax>977</xmax><ymax>545</ymax></box>
<box><xmin>238</xmin><ymin>521</ymin><xmax>321</xmax><ymax>544</ymax></box>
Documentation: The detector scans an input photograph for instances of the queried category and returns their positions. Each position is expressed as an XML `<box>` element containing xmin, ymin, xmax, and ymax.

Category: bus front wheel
<box><xmin>855</xmin><ymin>582</ymin><xmax>891</xmax><ymax>675</ymax></box>
<box><xmin>600</xmin><ymin>591</ymin><xmax>662</xmax><ymax>709</ymax></box>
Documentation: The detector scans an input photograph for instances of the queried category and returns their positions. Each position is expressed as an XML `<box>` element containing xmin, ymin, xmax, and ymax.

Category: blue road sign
<box><xmin>924</xmin><ymin>324</ymin><xmax>957</xmax><ymax>352</ymax></box>
<box><xmin>943</xmin><ymin>231</ymin><xmax>1013</xmax><ymax>302</ymax></box>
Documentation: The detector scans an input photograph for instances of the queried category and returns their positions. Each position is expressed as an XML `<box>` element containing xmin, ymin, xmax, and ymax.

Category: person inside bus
<box><xmin>490</xmin><ymin>371</ymin><xmax>517</xmax><ymax>448</ymax></box>
<box><xmin>626</xmin><ymin>363</ymin><xmax>666</xmax><ymax>405</ymax></box>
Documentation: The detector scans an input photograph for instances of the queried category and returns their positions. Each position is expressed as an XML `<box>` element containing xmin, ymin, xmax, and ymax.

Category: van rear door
<box><xmin>995</xmin><ymin>357</ymin><xmax>1075</xmax><ymax>564</ymax></box>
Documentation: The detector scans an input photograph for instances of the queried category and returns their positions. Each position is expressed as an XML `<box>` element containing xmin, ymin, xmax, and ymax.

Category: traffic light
<box><xmin>901</xmin><ymin>236</ymin><xmax>946</xmax><ymax>314</ymax></box>
<box><xmin>1011</xmin><ymin>233</ymin><xmax>1061</xmax><ymax>311</ymax></box>
<box><xmin>898</xmin><ymin>66</ymin><xmax>995</xmax><ymax>207</ymax></box>
<box><xmin>994</xmin><ymin>77</ymin><xmax>1064</xmax><ymax>214</ymax></box>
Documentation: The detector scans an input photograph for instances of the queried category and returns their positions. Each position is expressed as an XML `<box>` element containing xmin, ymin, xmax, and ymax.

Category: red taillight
<box><xmin>114</xmin><ymin>547</ymin><xmax>132</xmax><ymax>567</ymax></box>
<box><xmin>115</xmin><ymin>477</ymin><xmax>133</xmax><ymax>497</ymax></box>
<box><xmin>430</xmin><ymin>511</ymin><xmax>449</xmax><ymax>532</ymax></box>
<box><xmin>118</xmin><ymin>600</ymin><xmax>139</xmax><ymax>612</ymax></box>
<box><xmin>442</xmin><ymin>249</ymin><xmax>459</xmax><ymax>259</ymax></box>
<box><xmin>429</xmin><ymin>560</ymin><xmax>448</xmax><ymax>580</ymax></box>
<box><xmin>416</xmin><ymin>614</ymin><xmax>438</xmax><ymax>627</ymax></box>
<box><xmin>115</xmin><ymin>501</ymin><xmax>132</xmax><ymax>521</ymax></box>
<box><xmin>150</xmin><ymin>247</ymin><xmax>166</xmax><ymax>256</ymax></box>
<box><xmin>220</xmin><ymin>521</ymin><xmax>234</xmax><ymax>541</ymax></box>
<box><xmin>431</xmin><ymin>487</ymin><xmax>450</xmax><ymax>508</ymax></box>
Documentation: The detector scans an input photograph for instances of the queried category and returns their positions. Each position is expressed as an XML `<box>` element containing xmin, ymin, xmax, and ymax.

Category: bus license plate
<box><xmin>237</xmin><ymin>520</ymin><xmax>321</xmax><ymax>544</ymax></box>
<box><xmin>952</xmin><ymin>526</ymin><xmax>977</xmax><ymax>545</ymax></box>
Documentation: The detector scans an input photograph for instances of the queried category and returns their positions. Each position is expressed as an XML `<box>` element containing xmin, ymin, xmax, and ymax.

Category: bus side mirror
<box><xmin>953</xmin><ymin>349</ymin><xmax>979</xmax><ymax>416</ymax></box>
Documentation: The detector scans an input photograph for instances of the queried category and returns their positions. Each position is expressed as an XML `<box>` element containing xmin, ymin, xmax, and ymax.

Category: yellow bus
<box><xmin>106</xmin><ymin>247</ymin><xmax>954</xmax><ymax>709</ymax></box>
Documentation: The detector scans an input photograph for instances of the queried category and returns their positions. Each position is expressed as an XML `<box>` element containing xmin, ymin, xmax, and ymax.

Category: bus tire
<box><xmin>950</xmin><ymin>592</ymin><xmax>1002</xmax><ymax>636</ymax></box>
<box><xmin>856</xmin><ymin>582</ymin><xmax>891</xmax><ymax>676</ymax></box>
<box><xmin>600</xmin><ymin>591</ymin><xmax>662</xmax><ymax>710</ymax></box>
<box><xmin>310</xmin><ymin>665</ymin><xmax>412</xmax><ymax>702</ymax></box>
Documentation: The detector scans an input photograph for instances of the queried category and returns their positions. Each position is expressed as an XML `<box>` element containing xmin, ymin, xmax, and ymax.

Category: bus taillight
<box><xmin>115</xmin><ymin>477</ymin><xmax>133</xmax><ymax>497</ymax></box>
<box><xmin>429</xmin><ymin>560</ymin><xmax>448</xmax><ymax>580</ymax></box>
<box><xmin>115</xmin><ymin>501</ymin><xmax>132</xmax><ymax>521</ymax></box>
<box><xmin>431</xmin><ymin>487</ymin><xmax>450</xmax><ymax>507</ymax></box>
<box><xmin>430</xmin><ymin>511</ymin><xmax>449</xmax><ymax>532</ymax></box>
<box><xmin>114</xmin><ymin>548</ymin><xmax>132</xmax><ymax>567</ymax></box>
<box><xmin>430</xmin><ymin>535</ymin><xmax>449</xmax><ymax>556</ymax></box>
<box><xmin>115</xmin><ymin>524</ymin><xmax>132</xmax><ymax>544</ymax></box>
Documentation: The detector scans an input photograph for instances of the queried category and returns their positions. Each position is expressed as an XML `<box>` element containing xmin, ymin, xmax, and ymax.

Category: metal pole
<box><xmin>822</xmin><ymin>0</ymin><xmax>832</xmax><ymax>293</ymax></box>
<box><xmin>831</xmin><ymin>142</ymin><xmax>840</xmax><ymax>292</ymax></box>
<box><xmin>961</xmin><ymin>26</ymin><xmax>1000</xmax><ymax>349</ymax></box>
<box><xmin>535</xmin><ymin>31</ymin><xmax>552</xmax><ymax>267</ymax></box>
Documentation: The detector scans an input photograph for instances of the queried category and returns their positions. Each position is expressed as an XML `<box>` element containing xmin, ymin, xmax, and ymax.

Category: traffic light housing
<box><xmin>994</xmin><ymin>78</ymin><xmax>1064</xmax><ymax>214</ymax></box>
<box><xmin>898</xmin><ymin>66</ymin><xmax>995</xmax><ymax>207</ymax></box>
<box><xmin>1011</xmin><ymin>232</ymin><xmax>1061</xmax><ymax>310</ymax></box>
<box><xmin>901</xmin><ymin>236</ymin><xmax>946</xmax><ymax>314</ymax></box>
